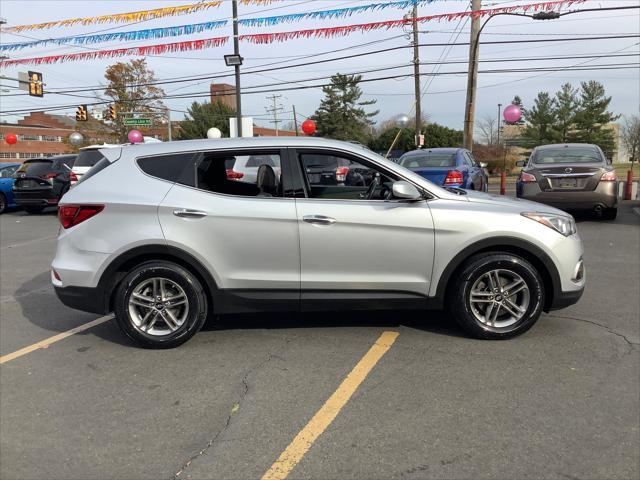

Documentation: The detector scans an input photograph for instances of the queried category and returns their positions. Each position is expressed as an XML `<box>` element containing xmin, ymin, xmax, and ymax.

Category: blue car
<box><xmin>398</xmin><ymin>148</ymin><xmax>488</xmax><ymax>191</ymax></box>
<box><xmin>0</xmin><ymin>162</ymin><xmax>21</xmax><ymax>214</ymax></box>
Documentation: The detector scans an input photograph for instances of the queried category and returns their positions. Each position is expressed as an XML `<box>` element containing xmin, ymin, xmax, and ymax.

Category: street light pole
<box><xmin>232</xmin><ymin>0</ymin><xmax>242</xmax><ymax>137</ymax></box>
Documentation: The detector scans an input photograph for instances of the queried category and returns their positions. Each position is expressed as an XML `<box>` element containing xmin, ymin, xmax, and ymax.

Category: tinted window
<box><xmin>533</xmin><ymin>147</ymin><xmax>602</xmax><ymax>164</ymax></box>
<box><xmin>0</xmin><ymin>165</ymin><xmax>18</xmax><ymax>177</ymax></box>
<box><xmin>52</xmin><ymin>155</ymin><xmax>77</xmax><ymax>170</ymax></box>
<box><xmin>299</xmin><ymin>152</ymin><xmax>396</xmax><ymax>200</ymax></box>
<box><xmin>15</xmin><ymin>159</ymin><xmax>53</xmax><ymax>176</ymax></box>
<box><xmin>137</xmin><ymin>153</ymin><xmax>196</xmax><ymax>182</ymax></box>
<box><xmin>75</xmin><ymin>149</ymin><xmax>106</xmax><ymax>167</ymax></box>
<box><xmin>172</xmin><ymin>151</ymin><xmax>283</xmax><ymax>198</ymax></box>
<box><xmin>400</xmin><ymin>153</ymin><xmax>456</xmax><ymax>168</ymax></box>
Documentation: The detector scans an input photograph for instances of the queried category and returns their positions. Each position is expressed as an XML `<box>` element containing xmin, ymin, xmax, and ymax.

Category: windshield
<box><xmin>400</xmin><ymin>153</ymin><xmax>457</xmax><ymax>168</ymax></box>
<box><xmin>533</xmin><ymin>147</ymin><xmax>602</xmax><ymax>164</ymax></box>
<box><xmin>15</xmin><ymin>159</ymin><xmax>53</xmax><ymax>176</ymax></box>
<box><xmin>75</xmin><ymin>149</ymin><xmax>106</xmax><ymax>168</ymax></box>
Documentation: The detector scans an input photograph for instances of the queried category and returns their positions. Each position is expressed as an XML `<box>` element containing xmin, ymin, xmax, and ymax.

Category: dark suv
<box><xmin>516</xmin><ymin>143</ymin><xmax>618</xmax><ymax>220</ymax></box>
<box><xmin>13</xmin><ymin>154</ymin><xmax>77</xmax><ymax>214</ymax></box>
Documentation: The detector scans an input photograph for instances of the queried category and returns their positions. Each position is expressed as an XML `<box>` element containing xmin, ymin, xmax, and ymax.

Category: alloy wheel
<box><xmin>127</xmin><ymin>277</ymin><xmax>189</xmax><ymax>336</ymax></box>
<box><xmin>469</xmin><ymin>269</ymin><xmax>530</xmax><ymax>330</ymax></box>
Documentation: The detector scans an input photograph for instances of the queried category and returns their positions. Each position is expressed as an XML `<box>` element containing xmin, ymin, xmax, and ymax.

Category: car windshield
<box><xmin>75</xmin><ymin>149</ymin><xmax>105</xmax><ymax>168</ymax></box>
<box><xmin>533</xmin><ymin>147</ymin><xmax>601</xmax><ymax>164</ymax></box>
<box><xmin>400</xmin><ymin>153</ymin><xmax>456</xmax><ymax>168</ymax></box>
<box><xmin>15</xmin><ymin>159</ymin><xmax>53</xmax><ymax>176</ymax></box>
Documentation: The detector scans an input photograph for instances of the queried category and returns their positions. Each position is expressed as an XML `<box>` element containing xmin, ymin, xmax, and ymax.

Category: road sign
<box><xmin>123</xmin><ymin>118</ymin><xmax>152</xmax><ymax>126</ymax></box>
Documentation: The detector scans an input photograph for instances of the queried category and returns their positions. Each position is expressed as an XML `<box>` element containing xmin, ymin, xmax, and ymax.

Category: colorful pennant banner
<box><xmin>0</xmin><ymin>0</ymin><xmax>586</xmax><ymax>67</ymax></box>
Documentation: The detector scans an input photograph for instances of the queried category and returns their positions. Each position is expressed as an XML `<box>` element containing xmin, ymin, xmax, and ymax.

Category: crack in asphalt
<box><xmin>548</xmin><ymin>313</ymin><xmax>640</xmax><ymax>347</ymax></box>
<box><xmin>171</xmin><ymin>345</ymin><xmax>289</xmax><ymax>479</ymax></box>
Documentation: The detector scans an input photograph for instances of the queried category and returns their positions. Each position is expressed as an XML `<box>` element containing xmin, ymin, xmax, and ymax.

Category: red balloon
<box><xmin>301</xmin><ymin>119</ymin><xmax>316</xmax><ymax>135</ymax></box>
<box><xmin>4</xmin><ymin>133</ymin><xmax>17</xmax><ymax>145</ymax></box>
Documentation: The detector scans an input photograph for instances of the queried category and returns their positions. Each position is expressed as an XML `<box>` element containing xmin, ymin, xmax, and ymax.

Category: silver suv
<box><xmin>52</xmin><ymin>137</ymin><xmax>585</xmax><ymax>348</ymax></box>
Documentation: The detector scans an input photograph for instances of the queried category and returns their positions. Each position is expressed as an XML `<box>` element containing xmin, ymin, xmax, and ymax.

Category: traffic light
<box><xmin>76</xmin><ymin>105</ymin><xmax>88</xmax><ymax>122</ymax></box>
<box><xmin>27</xmin><ymin>71</ymin><xmax>43</xmax><ymax>97</ymax></box>
<box><xmin>105</xmin><ymin>104</ymin><xmax>117</xmax><ymax>121</ymax></box>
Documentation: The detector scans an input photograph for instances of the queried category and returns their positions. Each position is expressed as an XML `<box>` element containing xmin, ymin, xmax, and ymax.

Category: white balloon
<box><xmin>396</xmin><ymin>115</ymin><xmax>410</xmax><ymax>128</ymax></box>
<box><xmin>207</xmin><ymin>127</ymin><xmax>222</xmax><ymax>139</ymax></box>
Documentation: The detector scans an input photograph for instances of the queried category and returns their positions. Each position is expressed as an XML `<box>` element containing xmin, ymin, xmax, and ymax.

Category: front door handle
<box><xmin>303</xmin><ymin>215</ymin><xmax>336</xmax><ymax>225</ymax></box>
<box><xmin>173</xmin><ymin>209</ymin><xmax>207</xmax><ymax>218</ymax></box>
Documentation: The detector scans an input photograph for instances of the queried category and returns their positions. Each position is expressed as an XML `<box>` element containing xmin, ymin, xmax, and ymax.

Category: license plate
<box><xmin>18</xmin><ymin>180</ymin><xmax>37</xmax><ymax>188</ymax></box>
<box><xmin>558</xmin><ymin>178</ymin><xmax>577</xmax><ymax>188</ymax></box>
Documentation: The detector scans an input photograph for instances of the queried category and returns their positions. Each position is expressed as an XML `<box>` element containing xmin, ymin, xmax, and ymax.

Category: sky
<box><xmin>0</xmin><ymin>0</ymin><xmax>638</xmax><ymax>132</ymax></box>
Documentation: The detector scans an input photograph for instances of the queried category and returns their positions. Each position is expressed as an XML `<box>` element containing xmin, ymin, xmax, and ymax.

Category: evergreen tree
<box><xmin>554</xmin><ymin>83</ymin><xmax>578</xmax><ymax>143</ymax></box>
<box><xmin>311</xmin><ymin>74</ymin><xmax>378</xmax><ymax>143</ymax></box>
<box><xmin>177</xmin><ymin>101</ymin><xmax>234</xmax><ymax>139</ymax></box>
<box><xmin>571</xmin><ymin>80</ymin><xmax>619</xmax><ymax>158</ymax></box>
<box><xmin>522</xmin><ymin>92</ymin><xmax>557</xmax><ymax>145</ymax></box>
<box><xmin>422</xmin><ymin>123</ymin><xmax>463</xmax><ymax>148</ymax></box>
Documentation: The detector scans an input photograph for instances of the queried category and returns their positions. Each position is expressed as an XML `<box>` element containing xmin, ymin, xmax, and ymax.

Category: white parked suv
<box><xmin>72</xmin><ymin>144</ymin><xmax>121</xmax><ymax>184</ymax></box>
<box><xmin>52</xmin><ymin>137</ymin><xmax>585</xmax><ymax>348</ymax></box>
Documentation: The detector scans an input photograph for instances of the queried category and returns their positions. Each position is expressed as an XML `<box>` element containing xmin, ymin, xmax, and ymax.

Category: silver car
<box><xmin>52</xmin><ymin>137</ymin><xmax>585</xmax><ymax>348</ymax></box>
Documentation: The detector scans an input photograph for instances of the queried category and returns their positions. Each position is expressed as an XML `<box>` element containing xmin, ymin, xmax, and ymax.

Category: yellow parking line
<box><xmin>261</xmin><ymin>331</ymin><xmax>399</xmax><ymax>480</ymax></box>
<box><xmin>0</xmin><ymin>316</ymin><xmax>111</xmax><ymax>365</ymax></box>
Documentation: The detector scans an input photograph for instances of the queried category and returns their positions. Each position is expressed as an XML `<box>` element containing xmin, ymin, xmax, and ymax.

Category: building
<box><xmin>210</xmin><ymin>83</ymin><xmax>236</xmax><ymax>110</ymax></box>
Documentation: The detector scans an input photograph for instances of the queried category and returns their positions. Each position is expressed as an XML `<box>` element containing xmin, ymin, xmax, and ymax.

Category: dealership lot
<box><xmin>1</xmin><ymin>204</ymin><xmax>638</xmax><ymax>479</ymax></box>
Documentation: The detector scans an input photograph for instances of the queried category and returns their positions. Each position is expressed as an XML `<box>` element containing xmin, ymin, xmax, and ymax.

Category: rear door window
<box><xmin>15</xmin><ymin>159</ymin><xmax>53</xmax><ymax>177</ymax></box>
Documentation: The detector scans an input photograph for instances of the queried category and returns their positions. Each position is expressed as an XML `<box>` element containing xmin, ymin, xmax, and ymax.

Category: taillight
<box><xmin>336</xmin><ymin>166</ymin><xmax>349</xmax><ymax>182</ymax></box>
<box><xmin>521</xmin><ymin>172</ymin><xmax>537</xmax><ymax>183</ymax></box>
<box><xmin>226</xmin><ymin>169</ymin><xmax>244</xmax><ymax>180</ymax></box>
<box><xmin>600</xmin><ymin>171</ymin><xmax>617</xmax><ymax>182</ymax></box>
<box><xmin>444</xmin><ymin>170</ymin><xmax>463</xmax><ymax>185</ymax></box>
<box><xmin>45</xmin><ymin>172</ymin><xmax>59</xmax><ymax>180</ymax></box>
<box><xmin>69</xmin><ymin>171</ymin><xmax>78</xmax><ymax>182</ymax></box>
<box><xmin>58</xmin><ymin>205</ymin><xmax>104</xmax><ymax>229</ymax></box>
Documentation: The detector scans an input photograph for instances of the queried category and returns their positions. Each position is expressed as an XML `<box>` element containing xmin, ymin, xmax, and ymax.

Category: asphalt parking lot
<box><xmin>1</xmin><ymin>202</ymin><xmax>639</xmax><ymax>480</ymax></box>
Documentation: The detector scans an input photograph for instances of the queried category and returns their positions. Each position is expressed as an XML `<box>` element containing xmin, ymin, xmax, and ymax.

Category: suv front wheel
<box><xmin>114</xmin><ymin>261</ymin><xmax>208</xmax><ymax>348</ymax></box>
<box><xmin>449</xmin><ymin>253</ymin><xmax>545</xmax><ymax>339</ymax></box>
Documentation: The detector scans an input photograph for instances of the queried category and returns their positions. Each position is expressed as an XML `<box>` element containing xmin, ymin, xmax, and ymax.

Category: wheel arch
<box><xmin>435</xmin><ymin>237</ymin><xmax>561</xmax><ymax>312</ymax></box>
<box><xmin>98</xmin><ymin>244</ymin><xmax>218</xmax><ymax>313</ymax></box>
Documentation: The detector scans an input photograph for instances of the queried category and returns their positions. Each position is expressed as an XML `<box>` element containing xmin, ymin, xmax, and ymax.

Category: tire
<box><xmin>0</xmin><ymin>193</ymin><xmax>6</xmax><ymax>214</ymax></box>
<box><xmin>601</xmin><ymin>208</ymin><xmax>617</xmax><ymax>221</ymax></box>
<box><xmin>25</xmin><ymin>206</ymin><xmax>45</xmax><ymax>214</ymax></box>
<box><xmin>448</xmin><ymin>253</ymin><xmax>545</xmax><ymax>340</ymax></box>
<box><xmin>114</xmin><ymin>261</ymin><xmax>208</xmax><ymax>348</ymax></box>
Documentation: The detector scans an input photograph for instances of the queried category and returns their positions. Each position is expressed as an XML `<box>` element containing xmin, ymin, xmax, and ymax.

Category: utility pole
<box><xmin>232</xmin><ymin>0</ymin><xmax>242</xmax><ymax>137</ymax></box>
<box><xmin>166</xmin><ymin>107</ymin><xmax>172</xmax><ymax>141</ymax></box>
<box><xmin>265</xmin><ymin>94</ymin><xmax>283</xmax><ymax>136</ymax></box>
<box><xmin>411</xmin><ymin>2</ymin><xmax>422</xmax><ymax>148</ymax></box>
<box><xmin>292</xmin><ymin>105</ymin><xmax>299</xmax><ymax>136</ymax></box>
<box><xmin>463</xmin><ymin>0</ymin><xmax>482</xmax><ymax>151</ymax></box>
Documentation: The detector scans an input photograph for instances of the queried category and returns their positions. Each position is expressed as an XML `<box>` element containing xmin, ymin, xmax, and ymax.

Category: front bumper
<box><xmin>549</xmin><ymin>285</ymin><xmax>585</xmax><ymax>310</ymax></box>
<box><xmin>517</xmin><ymin>181</ymin><xmax>617</xmax><ymax>210</ymax></box>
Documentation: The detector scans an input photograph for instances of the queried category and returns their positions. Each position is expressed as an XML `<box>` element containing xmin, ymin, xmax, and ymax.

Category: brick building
<box><xmin>210</xmin><ymin>83</ymin><xmax>236</xmax><ymax>109</ymax></box>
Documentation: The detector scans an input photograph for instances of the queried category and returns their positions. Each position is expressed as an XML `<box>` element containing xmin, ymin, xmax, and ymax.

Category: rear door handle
<box><xmin>173</xmin><ymin>209</ymin><xmax>207</xmax><ymax>218</ymax></box>
<box><xmin>303</xmin><ymin>215</ymin><xmax>336</xmax><ymax>225</ymax></box>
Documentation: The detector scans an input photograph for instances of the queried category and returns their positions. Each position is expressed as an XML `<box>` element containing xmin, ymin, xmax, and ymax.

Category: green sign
<box><xmin>123</xmin><ymin>118</ymin><xmax>152</xmax><ymax>126</ymax></box>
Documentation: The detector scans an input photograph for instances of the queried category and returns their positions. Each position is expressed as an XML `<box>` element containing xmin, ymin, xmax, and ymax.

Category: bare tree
<box><xmin>620</xmin><ymin>115</ymin><xmax>640</xmax><ymax>169</ymax></box>
<box><xmin>477</xmin><ymin>115</ymin><xmax>498</xmax><ymax>145</ymax></box>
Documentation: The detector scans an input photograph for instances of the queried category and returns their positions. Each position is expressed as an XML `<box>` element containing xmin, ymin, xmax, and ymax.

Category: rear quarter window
<box><xmin>137</xmin><ymin>153</ymin><xmax>197</xmax><ymax>183</ymax></box>
<box><xmin>75</xmin><ymin>150</ymin><xmax>106</xmax><ymax>168</ymax></box>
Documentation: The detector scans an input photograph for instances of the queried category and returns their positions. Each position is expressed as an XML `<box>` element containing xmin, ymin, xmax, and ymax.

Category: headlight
<box><xmin>521</xmin><ymin>212</ymin><xmax>577</xmax><ymax>236</ymax></box>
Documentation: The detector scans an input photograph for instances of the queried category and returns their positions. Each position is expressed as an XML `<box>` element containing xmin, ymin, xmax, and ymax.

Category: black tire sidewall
<box><xmin>450</xmin><ymin>253</ymin><xmax>545</xmax><ymax>339</ymax></box>
<box><xmin>0</xmin><ymin>193</ymin><xmax>6</xmax><ymax>214</ymax></box>
<box><xmin>114</xmin><ymin>261</ymin><xmax>207</xmax><ymax>348</ymax></box>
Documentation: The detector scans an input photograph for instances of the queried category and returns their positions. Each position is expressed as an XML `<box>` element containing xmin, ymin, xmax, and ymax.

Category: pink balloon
<box><xmin>128</xmin><ymin>130</ymin><xmax>143</xmax><ymax>144</ymax></box>
<box><xmin>503</xmin><ymin>104</ymin><xmax>522</xmax><ymax>123</ymax></box>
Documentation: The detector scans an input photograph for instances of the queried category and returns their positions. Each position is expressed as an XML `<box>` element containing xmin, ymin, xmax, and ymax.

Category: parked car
<box><xmin>516</xmin><ymin>143</ymin><xmax>618</xmax><ymax>220</ymax></box>
<box><xmin>72</xmin><ymin>144</ymin><xmax>120</xmax><ymax>184</ymax></box>
<box><xmin>52</xmin><ymin>137</ymin><xmax>584</xmax><ymax>348</ymax></box>
<box><xmin>0</xmin><ymin>162</ymin><xmax>21</xmax><ymax>214</ymax></box>
<box><xmin>12</xmin><ymin>155</ymin><xmax>77</xmax><ymax>214</ymax></box>
<box><xmin>226</xmin><ymin>153</ymin><xmax>282</xmax><ymax>183</ymax></box>
<box><xmin>398</xmin><ymin>148</ymin><xmax>488</xmax><ymax>191</ymax></box>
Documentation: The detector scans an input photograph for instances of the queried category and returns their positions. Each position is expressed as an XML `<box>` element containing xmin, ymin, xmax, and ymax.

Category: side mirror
<box><xmin>392</xmin><ymin>181</ymin><xmax>422</xmax><ymax>200</ymax></box>
<box><xmin>479</xmin><ymin>162</ymin><xmax>488</xmax><ymax>168</ymax></box>
<box><xmin>515</xmin><ymin>160</ymin><xmax>526</xmax><ymax>167</ymax></box>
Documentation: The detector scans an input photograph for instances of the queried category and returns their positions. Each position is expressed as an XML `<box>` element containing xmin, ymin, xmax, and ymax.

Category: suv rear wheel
<box><xmin>114</xmin><ymin>261</ymin><xmax>208</xmax><ymax>348</ymax></box>
<box><xmin>448</xmin><ymin>253</ymin><xmax>544</xmax><ymax>339</ymax></box>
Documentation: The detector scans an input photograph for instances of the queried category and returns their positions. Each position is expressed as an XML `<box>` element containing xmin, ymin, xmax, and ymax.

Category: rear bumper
<box><xmin>517</xmin><ymin>181</ymin><xmax>618</xmax><ymax>210</ymax></box>
<box><xmin>54</xmin><ymin>284</ymin><xmax>110</xmax><ymax>314</ymax></box>
<box><xmin>13</xmin><ymin>189</ymin><xmax>60</xmax><ymax>206</ymax></box>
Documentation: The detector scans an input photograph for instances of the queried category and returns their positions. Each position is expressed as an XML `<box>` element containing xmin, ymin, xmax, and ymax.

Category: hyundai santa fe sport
<box><xmin>52</xmin><ymin>138</ymin><xmax>585</xmax><ymax>348</ymax></box>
